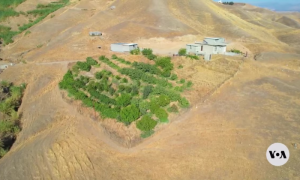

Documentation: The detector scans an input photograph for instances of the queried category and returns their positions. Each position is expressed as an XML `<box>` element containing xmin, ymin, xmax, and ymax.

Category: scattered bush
<box><xmin>120</xmin><ymin>105</ymin><xmax>140</xmax><ymax>125</ymax></box>
<box><xmin>143</xmin><ymin>85</ymin><xmax>153</xmax><ymax>99</ymax></box>
<box><xmin>116</xmin><ymin>93</ymin><xmax>132</xmax><ymax>107</ymax></box>
<box><xmin>121</xmin><ymin>78</ymin><xmax>128</xmax><ymax>83</ymax></box>
<box><xmin>136</xmin><ymin>116</ymin><xmax>157</xmax><ymax>131</ymax></box>
<box><xmin>230</xmin><ymin>49</ymin><xmax>242</xmax><ymax>54</ymax></box>
<box><xmin>167</xmin><ymin>104</ymin><xmax>179</xmax><ymax>113</ymax></box>
<box><xmin>130</xmin><ymin>48</ymin><xmax>140</xmax><ymax>55</ymax></box>
<box><xmin>76</xmin><ymin>61</ymin><xmax>91</xmax><ymax>72</ymax></box>
<box><xmin>178</xmin><ymin>48</ymin><xmax>186</xmax><ymax>56</ymax></box>
<box><xmin>139</xmin><ymin>101</ymin><xmax>150</xmax><ymax>115</ymax></box>
<box><xmin>178</xmin><ymin>65</ymin><xmax>183</xmax><ymax>69</ymax></box>
<box><xmin>157</xmin><ymin>95</ymin><xmax>170</xmax><ymax>107</ymax></box>
<box><xmin>112</xmin><ymin>54</ymin><xmax>118</xmax><ymax>59</ymax></box>
<box><xmin>170</xmin><ymin>74</ymin><xmax>178</xmax><ymax>80</ymax></box>
<box><xmin>186</xmin><ymin>54</ymin><xmax>199</xmax><ymax>60</ymax></box>
<box><xmin>179</xmin><ymin>79</ymin><xmax>185</xmax><ymax>84</ymax></box>
<box><xmin>142</xmin><ymin>48</ymin><xmax>153</xmax><ymax>56</ymax></box>
<box><xmin>187</xmin><ymin>81</ymin><xmax>193</xmax><ymax>88</ymax></box>
<box><xmin>155</xmin><ymin>57</ymin><xmax>173</xmax><ymax>71</ymax></box>
<box><xmin>154</xmin><ymin>108</ymin><xmax>168</xmax><ymax>122</ymax></box>
<box><xmin>86</xmin><ymin>57</ymin><xmax>98</xmax><ymax>66</ymax></box>
<box><xmin>141</xmin><ymin>130</ymin><xmax>154</xmax><ymax>138</ymax></box>
<box><xmin>179</xmin><ymin>97</ymin><xmax>190</xmax><ymax>108</ymax></box>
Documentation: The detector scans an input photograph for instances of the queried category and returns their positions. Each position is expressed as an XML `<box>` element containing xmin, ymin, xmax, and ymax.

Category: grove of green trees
<box><xmin>0</xmin><ymin>81</ymin><xmax>26</xmax><ymax>158</ymax></box>
<box><xmin>59</xmin><ymin>53</ymin><xmax>193</xmax><ymax>138</ymax></box>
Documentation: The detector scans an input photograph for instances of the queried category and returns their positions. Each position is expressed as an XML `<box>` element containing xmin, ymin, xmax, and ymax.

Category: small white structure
<box><xmin>111</xmin><ymin>43</ymin><xmax>138</xmax><ymax>53</ymax></box>
<box><xmin>89</xmin><ymin>31</ymin><xmax>102</xmax><ymax>36</ymax></box>
<box><xmin>0</xmin><ymin>65</ymin><xmax>8</xmax><ymax>70</ymax></box>
<box><xmin>110</xmin><ymin>6</ymin><xmax>116</xmax><ymax>10</ymax></box>
<box><xmin>0</xmin><ymin>63</ymin><xmax>13</xmax><ymax>70</ymax></box>
<box><xmin>186</xmin><ymin>37</ymin><xmax>227</xmax><ymax>60</ymax></box>
<box><xmin>218</xmin><ymin>0</ymin><xmax>223</xmax><ymax>3</ymax></box>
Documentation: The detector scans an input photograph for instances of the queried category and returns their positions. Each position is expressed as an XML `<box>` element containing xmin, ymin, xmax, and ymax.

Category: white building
<box><xmin>186</xmin><ymin>37</ymin><xmax>227</xmax><ymax>60</ymax></box>
<box><xmin>110</xmin><ymin>43</ymin><xmax>139</xmax><ymax>53</ymax></box>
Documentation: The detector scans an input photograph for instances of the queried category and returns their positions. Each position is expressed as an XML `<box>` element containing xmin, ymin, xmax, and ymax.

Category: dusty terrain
<box><xmin>0</xmin><ymin>0</ymin><xmax>300</xmax><ymax>179</ymax></box>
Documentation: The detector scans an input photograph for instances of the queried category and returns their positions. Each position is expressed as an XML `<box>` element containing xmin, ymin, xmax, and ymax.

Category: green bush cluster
<box><xmin>178</xmin><ymin>48</ymin><xmax>186</xmax><ymax>56</ymax></box>
<box><xmin>114</xmin><ymin>57</ymin><xmax>131</xmax><ymax>65</ymax></box>
<box><xmin>230</xmin><ymin>49</ymin><xmax>242</xmax><ymax>54</ymax></box>
<box><xmin>142</xmin><ymin>48</ymin><xmax>157</xmax><ymax>60</ymax></box>
<box><xmin>136</xmin><ymin>116</ymin><xmax>157</xmax><ymax>131</ymax></box>
<box><xmin>120</xmin><ymin>105</ymin><xmax>140</xmax><ymax>125</ymax></box>
<box><xmin>132</xmin><ymin>62</ymin><xmax>161</xmax><ymax>75</ymax></box>
<box><xmin>77</xmin><ymin>61</ymin><xmax>91</xmax><ymax>72</ymax></box>
<box><xmin>223</xmin><ymin>2</ymin><xmax>234</xmax><ymax>5</ymax></box>
<box><xmin>119</xmin><ymin>68</ymin><xmax>170</xmax><ymax>87</ymax></box>
<box><xmin>86</xmin><ymin>57</ymin><xmax>98</xmax><ymax>66</ymax></box>
<box><xmin>98</xmin><ymin>56</ymin><xmax>120</xmax><ymax>70</ymax></box>
<box><xmin>0</xmin><ymin>0</ymin><xmax>69</xmax><ymax>45</ymax></box>
<box><xmin>59</xmin><ymin>54</ymin><xmax>191</xmax><ymax>136</ymax></box>
<box><xmin>0</xmin><ymin>80</ymin><xmax>26</xmax><ymax>158</ymax></box>
<box><xmin>186</xmin><ymin>54</ymin><xmax>199</xmax><ymax>60</ymax></box>
<box><xmin>167</xmin><ymin>104</ymin><xmax>179</xmax><ymax>113</ymax></box>
<box><xmin>130</xmin><ymin>48</ymin><xmax>141</xmax><ymax>55</ymax></box>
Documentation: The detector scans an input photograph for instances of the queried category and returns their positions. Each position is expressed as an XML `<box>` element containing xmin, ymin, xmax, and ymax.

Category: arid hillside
<box><xmin>1</xmin><ymin>0</ymin><xmax>300</xmax><ymax>62</ymax></box>
<box><xmin>0</xmin><ymin>0</ymin><xmax>300</xmax><ymax>179</ymax></box>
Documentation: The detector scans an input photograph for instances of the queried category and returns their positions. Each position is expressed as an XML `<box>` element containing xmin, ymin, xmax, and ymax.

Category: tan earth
<box><xmin>0</xmin><ymin>0</ymin><xmax>300</xmax><ymax>179</ymax></box>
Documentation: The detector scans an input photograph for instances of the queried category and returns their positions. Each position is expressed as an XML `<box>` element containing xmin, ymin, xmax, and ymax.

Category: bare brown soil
<box><xmin>0</xmin><ymin>0</ymin><xmax>300</xmax><ymax>179</ymax></box>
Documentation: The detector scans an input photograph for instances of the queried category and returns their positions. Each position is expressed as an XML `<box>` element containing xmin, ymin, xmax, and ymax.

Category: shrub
<box><xmin>131</xmin><ymin>85</ymin><xmax>139</xmax><ymax>96</ymax></box>
<box><xmin>143</xmin><ymin>85</ymin><xmax>153</xmax><ymax>99</ymax></box>
<box><xmin>178</xmin><ymin>48</ymin><xmax>186</xmax><ymax>56</ymax></box>
<box><xmin>112</xmin><ymin>54</ymin><xmax>118</xmax><ymax>59</ymax></box>
<box><xmin>132</xmin><ymin>62</ymin><xmax>161</xmax><ymax>75</ymax></box>
<box><xmin>154</xmin><ymin>108</ymin><xmax>168</xmax><ymax>121</ymax></box>
<box><xmin>130</xmin><ymin>48</ymin><xmax>140</xmax><ymax>55</ymax></box>
<box><xmin>76</xmin><ymin>61</ymin><xmax>91</xmax><ymax>72</ymax></box>
<box><xmin>141</xmin><ymin>130</ymin><xmax>154</xmax><ymax>138</ymax></box>
<box><xmin>116</xmin><ymin>93</ymin><xmax>132</xmax><ymax>107</ymax></box>
<box><xmin>139</xmin><ymin>101</ymin><xmax>150</xmax><ymax>115</ymax></box>
<box><xmin>142</xmin><ymin>48</ymin><xmax>153</xmax><ymax>56</ymax></box>
<box><xmin>86</xmin><ymin>57</ymin><xmax>98</xmax><ymax>66</ymax></box>
<box><xmin>178</xmin><ymin>65</ymin><xmax>183</xmax><ymax>69</ymax></box>
<box><xmin>95</xmin><ymin>72</ymin><xmax>103</xmax><ymax>79</ymax></box>
<box><xmin>167</xmin><ymin>104</ymin><xmax>179</xmax><ymax>113</ymax></box>
<box><xmin>136</xmin><ymin>116</ymin><xmax>157</xmax><ymax>131</ymax></box>
<box><xmin>157</xmin><ymin>95</ymin><xmax>170</xmax><ymax>107</ymax></box>
<box><xmin>146</xmin><ymin>54</ymin><xmax>157</xmax><ymax>60</ymax></box>
<box><xmin>187</xmin><ymin>81</ymin><xmax>193</xmax><ymax>88</ymax></box>
<box><xmin>125</xmin><ymin>86</ymin><xmax>132</xmax><ymax>93</ymax></box>
<box><xmin>186</xmin><ymin>54</ymin><xmax>199</xmax><ymax>60</ymax></box>
<box><xmin>121</xmin><ymin>78</ymin><xmax>128</xmax><ymax>83</ymax></box>
<box><xmin>230</xmin><ymin>49</ymin><xmax>242</xmax><ymax>54</ymax></box>
<box><xmin>162</xmin><ymin>70</ymin><xmax>171</xmax><ymax>78</ymax></box>
<box><xmin>179</xmin><ymin>79</ymin><xmax>185</xmax><ymax>84</ymax></box>
<box><xmin>155</xmin><ymin>57</ymin><xmax>173</xmax><ymax>71</ymax></box>
<box><xmin>118</xmin><ymin>85</ymin><xmax>125</xmax><ymax>92</ymax></box>
<box><xmin>115</xmin><ymin>75</ymin><xmax>121</xmax><ymax>80</ymax></box>
<box><xmin>170</xmin><ymin>74</ymin><xmax>178</xmax><ymax>80</ymax></box>
<box><xmin>120</xmin><ymin>105</ymin><xmax>140</xmax><ymax>125</ymax></box>
<box><xmin>179</xmin><ymin>97</ymin><xmax>190</xmax><ymax>108</ymax></box>
<box><xmin>150</xmin><ymin>101</ymin><xmax>160</xmax><ymax>114</ymax></box>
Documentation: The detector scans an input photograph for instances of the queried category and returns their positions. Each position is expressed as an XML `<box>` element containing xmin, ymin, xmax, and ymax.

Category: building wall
<box><xmin>186</xmin><ymin>45</ymin><xmax>201</xmax><ymax>54</ymax></box>
<box><xmin>111</xmin><ymin>44</ymin><xmax>138</xmax><ymax>52</ymax></box>
<box><xmin>111</xmin><ymin>44</ymin><xmax>124</xmax><ymax>52</ymax></box>
<box><xmin>0</xmin><ymin>65</ymin><xmax>8</xmax><ymax>70</ymax></box>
